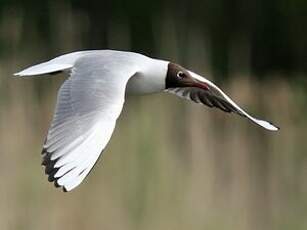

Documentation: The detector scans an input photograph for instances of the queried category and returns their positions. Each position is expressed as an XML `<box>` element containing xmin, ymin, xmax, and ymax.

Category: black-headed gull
<box><xmin>15</xmin><ymin>50</ymin><xmax>279</xmax><ymax>192</ymax></box>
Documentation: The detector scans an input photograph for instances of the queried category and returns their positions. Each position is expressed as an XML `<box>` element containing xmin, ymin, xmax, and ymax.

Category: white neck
<box><xmin>126</xmin><ymin>58</ymin><xmax>169</xmax><ymax>95</ymax></box>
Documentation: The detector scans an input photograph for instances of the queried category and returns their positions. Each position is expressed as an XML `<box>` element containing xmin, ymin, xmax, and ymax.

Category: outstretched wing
<box><xmin>166</xmin><ymin>71</ymin><xmax>279</xmax><ymax>131</ymax></box>
<box><xmin>42</xmin><ymin>55</ymin><xmax>137</xmax><ymax>192</ymax></box>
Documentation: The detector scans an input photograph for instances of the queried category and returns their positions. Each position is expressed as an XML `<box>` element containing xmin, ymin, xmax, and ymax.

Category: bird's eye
<box><xmin>177</xmin><ymin>71</ymin><xmax>186</xmax><ymax>79</ymax></box>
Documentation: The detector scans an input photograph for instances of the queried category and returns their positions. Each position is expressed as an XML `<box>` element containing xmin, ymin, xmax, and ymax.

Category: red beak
<box><xmin>193</xmin><ymin>80</ymin><xmax>210</xmax><ymax>91</ymax></box>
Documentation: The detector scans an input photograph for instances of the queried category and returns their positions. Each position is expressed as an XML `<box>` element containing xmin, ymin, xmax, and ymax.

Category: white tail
<box><xmin>14</xmin><ymin>51</ymin><xmax>93</xmax><ymax>77</ymax></box>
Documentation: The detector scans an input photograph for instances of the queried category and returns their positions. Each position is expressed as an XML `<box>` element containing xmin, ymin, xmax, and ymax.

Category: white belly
<box><xmin>126</xmin><ymin>73</ymin><xmax>165</xmax><ymax>95</ymax></box>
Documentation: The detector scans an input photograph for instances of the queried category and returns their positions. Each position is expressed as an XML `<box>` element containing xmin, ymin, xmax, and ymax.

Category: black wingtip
<box><xmin>54</xmin><ymin>181</ymin><xmax>61</xmax><ymax>188</ymax></box>
<box><xmin>269</xmin><ymin>121</ymin><xmax>280</xmax><ymax>131</ymax></box>
<box><xmin>41</xmin><ymin>147</ymin><xmax>64</xmax><ymax>190</ymax></box>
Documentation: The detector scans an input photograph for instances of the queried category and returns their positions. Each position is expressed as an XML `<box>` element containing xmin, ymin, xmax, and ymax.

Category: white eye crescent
<box><xmin>177</xmin><ymin>71</ymin><xmax>185</xmax><ymax>79</ymax></box>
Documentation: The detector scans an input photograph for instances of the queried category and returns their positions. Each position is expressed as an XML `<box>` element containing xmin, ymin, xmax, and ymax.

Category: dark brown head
<box><xmin>165</xmin><ymin>63</ymin><xmax>209</xmax><ymax>90</ymax></box>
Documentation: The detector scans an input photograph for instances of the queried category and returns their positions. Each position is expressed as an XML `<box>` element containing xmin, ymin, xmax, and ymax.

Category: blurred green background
<box><xmin>0</xmin><ymin>0</ymin><xmax>306</xmax><ymax>229</ymax></box>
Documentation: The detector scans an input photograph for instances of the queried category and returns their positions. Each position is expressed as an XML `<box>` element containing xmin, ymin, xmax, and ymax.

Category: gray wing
<box><xmin>166</xmin><ymin>87</ymin><xmax>239</xmax><ymax>113</ymax></box>
<box><xmin>166</xmin><ymin>71</ymin><xmax>279</xmax><ymax>131</ymax></box>
<box><xmin>42</xmin><ymin>55</ymin><xmax>137</xmax><ymax>192</ymax></box>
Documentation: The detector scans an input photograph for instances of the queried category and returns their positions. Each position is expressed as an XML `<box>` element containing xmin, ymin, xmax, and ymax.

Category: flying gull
<box><xmin>14</xmin><ymin>50</ymin><xmax>279</xmax><ymax>192</ymax></box>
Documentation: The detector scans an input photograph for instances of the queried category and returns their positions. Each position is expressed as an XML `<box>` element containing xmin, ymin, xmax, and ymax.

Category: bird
<box><xmin>14</xmin><ymin>50</ymin><xmax>279</xmax><ymax>192</ymax></box>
